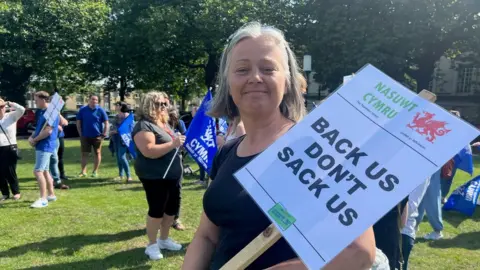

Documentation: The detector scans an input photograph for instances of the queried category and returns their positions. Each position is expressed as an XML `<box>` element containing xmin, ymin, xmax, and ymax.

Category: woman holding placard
<box><xmin>182</xmin><ymin>22</ymin><xmax>375</xmax><ymax>270</ymax></box>
<box><xmin>133</xmin><ymin>91</ymin><xmax>186</xmax><ymax>260</ymax></box>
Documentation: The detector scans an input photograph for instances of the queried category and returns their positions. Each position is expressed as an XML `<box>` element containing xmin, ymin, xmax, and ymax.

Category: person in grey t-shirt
<box><xmin>132</xmin><ymin>91</ymin><xmax>186</xmax><ymax>261</ymax></box>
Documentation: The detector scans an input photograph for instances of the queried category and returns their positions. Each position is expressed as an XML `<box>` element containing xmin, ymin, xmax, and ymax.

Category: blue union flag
<box><xmin>117</xmin><ymin>113</ymin><xmax>136</xmax><ymax>159</ymax></box>
<box><xmin>184</xmin><ymin>89</ymin><xmax>218</xmax><ymax>172</ymax></box>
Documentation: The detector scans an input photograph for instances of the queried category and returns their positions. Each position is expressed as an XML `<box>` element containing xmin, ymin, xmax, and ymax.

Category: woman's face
<box><xmin>228</xmin><ymin>36</ymin><xmax>287</xmax><ymax>118</ymax></box>
<box><xmin>156</xmin><ymin>96</ymin><xmax>169</xmax><ymax>119</ymax></box>
<box><xmin>115</xmin><ymin>104</ymin><xmax>121</xmax><ymax>113</ymax></box>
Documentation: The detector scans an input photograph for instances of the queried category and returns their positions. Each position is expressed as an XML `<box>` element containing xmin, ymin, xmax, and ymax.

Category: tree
<box><xmin>143</xmin><ymin>0</ymin><xmax>300</xmax><ymax>93</ymax></box>
<box><xmin>303</xmin><ymin>0</ymin><xmax>480</xmax><ymax>94</ymax></box>
<box><xmin>0</xmin><ymin>1</ymin><xmax>109</xmax><ymax>103</ymax></box>
<box><xmin>403</xmin><ymin>0</ymin><xmax>480</xmax><ymax>91</ymax></box>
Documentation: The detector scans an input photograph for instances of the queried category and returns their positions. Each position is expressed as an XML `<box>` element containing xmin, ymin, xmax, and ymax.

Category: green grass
<box><xmin>0</xmin><ymin>139</ymin><xmax>479</xmax><ymax>269</ymax></box>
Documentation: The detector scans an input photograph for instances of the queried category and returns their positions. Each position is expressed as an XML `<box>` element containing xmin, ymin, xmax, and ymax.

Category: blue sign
<box><xmin>184</xmin><ymin>90</ymin><xmax>218</xmax><ymax>173</ymax></box>
<box><xmin>443</xmin><ymin>175</ymin><xmax>480</xmax><ymax>216</ymax></box>
<box><xmin>118</xmin><ymin>113</ymin><xmax>136</xmax><ymax>159</ymax></box>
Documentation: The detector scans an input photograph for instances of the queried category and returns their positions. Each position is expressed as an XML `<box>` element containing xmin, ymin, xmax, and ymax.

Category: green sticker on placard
<box><xmin>268</xmin><ymin>203</ymin><xmax>296</xmax><ymax>231</ymax></box>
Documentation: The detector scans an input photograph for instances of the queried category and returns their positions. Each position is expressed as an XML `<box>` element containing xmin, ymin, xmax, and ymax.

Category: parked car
<box><xmin>62</xmin><ymin>110</ymin><xmax>79</xmax><ymax>138</ymax></box>
<box><xmin>180</xmin><ymin>111</ymin><xmax>193</xmax><ymax>130</ymax></box>
<box><xmin>17</xmin><ymin>108</ymin><xmax>37</xmax><ymax>134</ymax></box>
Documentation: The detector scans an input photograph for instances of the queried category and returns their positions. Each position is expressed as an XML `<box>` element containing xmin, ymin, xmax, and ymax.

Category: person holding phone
<box><xmin>0</xmin><ymin>98</ymin><xmax>25</xmax><ymax>201</ymax></box>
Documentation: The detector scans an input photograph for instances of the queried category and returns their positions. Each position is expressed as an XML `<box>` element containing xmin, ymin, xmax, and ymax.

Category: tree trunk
<box><xmin>205</xmin><ymin>53</ymin><xmax>218</xmax><ymax>94</ymax></box>
<box><xmin>414</xmin><ymin>60</ymin><xmax>437</xmax><ymax>93</ymax></box>
<box><xmin>0</xmin><ymin>64</ymin><xmax>33</xmax><ymax>105</ymax></box>
<box><xmin>181</xmin><ymin>96</ymin><xmax>186</xmax><ymax>111</ymax></box>
<box><xmin>119</xmin><ymin>75</ymin><xmax>127</xmax><ymax>101</ymax></box>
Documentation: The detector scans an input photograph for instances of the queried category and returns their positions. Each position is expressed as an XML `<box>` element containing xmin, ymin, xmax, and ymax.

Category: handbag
<box><xmin>0</xmin><ymin>123</ymin><xmax>21</xmax><ymax>160</ymax></box>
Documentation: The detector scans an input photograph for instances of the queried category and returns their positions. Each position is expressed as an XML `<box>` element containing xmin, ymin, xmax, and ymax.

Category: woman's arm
<box><xmin>401</xmin><ymin>203</ymin><xmax>409</xmax><ymax>228</ymax></box>
<box><xmin>8</xmin><ymin>102</ymin><xmax>26</xmax><ymax>122</ymax></box>
<box><xmin>267</xmin><ymin>227</ymin><xmax>376</xmax><ymax>270</ymax></box>
<box><xmin>179</xmin><ymin>120</ymin><xmax>187</xmax><ymax>135</ymax></box>
<box><xmin>182</xmin><ymin>212</ymin><xmax>220</xmax><ymax>270</ymax></box>
<box><xmin>133</xmin><ymin>130</ymin><xmax>178</xmax><ymax>159</ymax></box>
<box><xmin>322</xmin><ymin>227</ymin><xmax>375</xmax><ymax>270</ymax></box>
<box><xmin>59</xmin><ymin>114</ymin><xmax>68</xmax><ymax>126</ymax></box>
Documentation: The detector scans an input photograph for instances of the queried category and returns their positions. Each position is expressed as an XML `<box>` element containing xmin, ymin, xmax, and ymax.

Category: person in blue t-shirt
<box><xmin>76</xmin><ymin>95</ymin><xmax>109</xmax><ymax>177</ymax></box>
<box><xmin>28</xmin><ymin>91</ymin><xmax>60</xmax><ymax>208</ymax></box>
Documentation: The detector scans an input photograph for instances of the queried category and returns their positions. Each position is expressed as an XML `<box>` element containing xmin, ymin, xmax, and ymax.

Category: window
<box><xmin>457</xmin><ymin>68</ymin><xmax>474</xmax><ymax>94</ymax></box>
<box><xmin>76</xmin><ymin>95</ymin><xmax>84</xmax><ymax>104</ymax></box>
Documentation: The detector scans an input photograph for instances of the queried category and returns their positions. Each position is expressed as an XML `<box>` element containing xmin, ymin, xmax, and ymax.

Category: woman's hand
<box><xmin>173</xmin><ymin>134</ymin><xmax>186</xmax><ymax>148</ymax></box>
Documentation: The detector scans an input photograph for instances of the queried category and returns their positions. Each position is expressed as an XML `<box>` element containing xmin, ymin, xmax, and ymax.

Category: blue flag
<box><xmin>454</xmin><ymin>145</ymin><xmax>473</xmax><ymax>175</ymax></box>
<box><xmin>118</xmin><ymin>113</ymin><xmax>137</xmax><ymax>159</ymax></box>
<box><xmin>443</xmin><ymin>175</ymin><xmax>480</xmax><ymax>216</ymax></box>
<box><xmin>184</xmin><ymin>90</ymin><xmax>217</xmax><ymax>173</ymax></box>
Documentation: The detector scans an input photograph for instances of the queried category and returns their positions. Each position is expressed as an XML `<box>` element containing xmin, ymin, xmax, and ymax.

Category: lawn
<box><xmin>0</xmin><ymin>139</ymin><xmax>479</xmax><ymax>269</ymax></box>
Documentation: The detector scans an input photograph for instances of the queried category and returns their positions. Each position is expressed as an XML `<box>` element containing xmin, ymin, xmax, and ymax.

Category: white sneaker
<box><xmin>30</xmin><ymin>198</ymin><xmax>48</xmax><ymax>208</ymax></box>
<box><xmin>157</xmin><ymin>237</ymin><xmax>182</xmax><ymax>251</ymax></box>
<box><xmin>423</xmin><ymin>231</ymin><xmax>443</xmax><ymax>240</ymax></box>
<box><xmin>47</xmin><ymin>195</ymin><xmax>57</xmax><ymax>202</ymax></box>
<box><xmin>145</xmin><ymin>243</ymin><xmax>163</xmax><ymax>260</ymax></box>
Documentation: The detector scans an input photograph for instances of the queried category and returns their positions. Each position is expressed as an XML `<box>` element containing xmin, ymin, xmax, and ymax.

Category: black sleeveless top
<box><xmin>203</xmin><ymin>136</ymin><xmax>297</xmax><ymax>269</ymax></box>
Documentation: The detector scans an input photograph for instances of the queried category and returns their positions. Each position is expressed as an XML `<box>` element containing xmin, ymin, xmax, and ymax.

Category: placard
<box><xmin>234</xmin><ymin>64</ymin><xmax>480</xmax><ymax>269</ymax></box>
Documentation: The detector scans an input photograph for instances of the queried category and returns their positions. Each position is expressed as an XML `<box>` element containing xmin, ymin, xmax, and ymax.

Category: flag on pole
<box><xmin>118</xmin><ymin>114</ymin><xmax>136</xmax><ymax>159</ymax></box>
<box><xmin>184</xmin><ymin>89</ymin><xmax>218</xmax><ymax>173</ymax></box>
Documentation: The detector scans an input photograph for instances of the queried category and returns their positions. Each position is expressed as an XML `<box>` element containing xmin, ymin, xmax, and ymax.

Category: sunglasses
<box><xmin>155</xmin><ymin>102</ymin><xmax>169</xmax><ymax>108</ymax></box>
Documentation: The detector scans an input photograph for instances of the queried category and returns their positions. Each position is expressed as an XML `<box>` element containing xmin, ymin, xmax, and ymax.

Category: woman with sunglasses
<box><xmin>0</xmin><ymin>98</ymin><xmax>25</xmax><ymax>201</ymax></box>
<box><xmin>132</xmin><ymin>91</ymin><xmax>186</xmax><ymax>260</ymax></box>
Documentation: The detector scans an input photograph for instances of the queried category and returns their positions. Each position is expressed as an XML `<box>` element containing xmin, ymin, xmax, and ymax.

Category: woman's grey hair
<box><xmin>208</xmin><ymin>21</ymin><xmax>306</xmax><ymax>122</ymax></box>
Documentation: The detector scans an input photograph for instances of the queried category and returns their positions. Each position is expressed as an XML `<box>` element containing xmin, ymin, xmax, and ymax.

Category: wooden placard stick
<box><xmin>220</xmin><ymin>89</ymin><xmax>437</xmax><ymax>270</ymax></box>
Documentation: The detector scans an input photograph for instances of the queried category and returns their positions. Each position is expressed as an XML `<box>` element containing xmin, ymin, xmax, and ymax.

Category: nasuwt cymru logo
<box><xmin>200</xmin><ymin>119</ymin><xmax>216</xmax><ymax>148</ymax></box>
<box><xmin>407</xmin><ymin>111</ymin><xmax>451</xmax><ymax>143</ymax></box>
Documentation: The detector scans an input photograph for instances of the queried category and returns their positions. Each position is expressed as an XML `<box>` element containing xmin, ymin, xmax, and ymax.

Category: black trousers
<box><xmin>175</xmin><ymin>181</ymin><xmax>182</xmax><ymax>220</ymax></box>
<box><xmin>0</xmin><ymin>145</ymin><xmax>20</xmax><ymax>196</ymax></box>
<box><xmin>402</xmin><ymin>234</ymin><xmax>415</xmax><ymax>270</ymax></box>
<box><xmin>58</xmin><ymin>137</ymin><xmax>66</xmax><ymax>178</ymax></box>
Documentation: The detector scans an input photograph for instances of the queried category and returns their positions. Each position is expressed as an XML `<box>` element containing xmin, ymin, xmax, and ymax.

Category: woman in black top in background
<box><xmin>182</xmin><ymin>22</ymin><xmax>375</xmax><ymax>270</ymax></box>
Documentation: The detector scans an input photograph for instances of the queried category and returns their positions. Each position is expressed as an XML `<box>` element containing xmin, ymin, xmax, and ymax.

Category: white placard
<box><xmin>234</xmin><ymin>64</ymin><xmax>480</xmax><ymax>269</ymax></box>
<box><xmin>43</xmin><ymin>93</ymin><xmax>65</xmax><ymax>127</ymax></box>
<box><xmin>343</xmin><ymin>75</ymin><xmax>354</xmax><ymax>84</ymax></box>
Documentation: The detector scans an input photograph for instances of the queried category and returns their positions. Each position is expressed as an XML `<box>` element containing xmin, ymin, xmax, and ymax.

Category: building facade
<box><xmin>430</xmin><ymin>56</ymin><xmax>480</xmax><ymax>125</ymax></box>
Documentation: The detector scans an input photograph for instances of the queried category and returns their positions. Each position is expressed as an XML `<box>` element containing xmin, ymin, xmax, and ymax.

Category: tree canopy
<box><xmin>1</xmin><ymin>0</ymin><xmax>479</xmax><ymax>105</ymax></box>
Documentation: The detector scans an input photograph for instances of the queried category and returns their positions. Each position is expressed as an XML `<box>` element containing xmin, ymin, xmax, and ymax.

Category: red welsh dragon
<box><xmin>407</xmin><ymin>111</ymin><xmax>451</xmax><ymax>143</ymax></box>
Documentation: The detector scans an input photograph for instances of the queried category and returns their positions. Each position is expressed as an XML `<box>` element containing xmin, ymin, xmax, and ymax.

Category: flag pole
<box><xmin>163</xmin><ymin>132</ymin><xmax>182</xmax><ymax>179</ymax></box>
<box><xmin>163</xmin><ymin>147</ymin><xmax>180</xmax><ymax>179</ymax></box>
